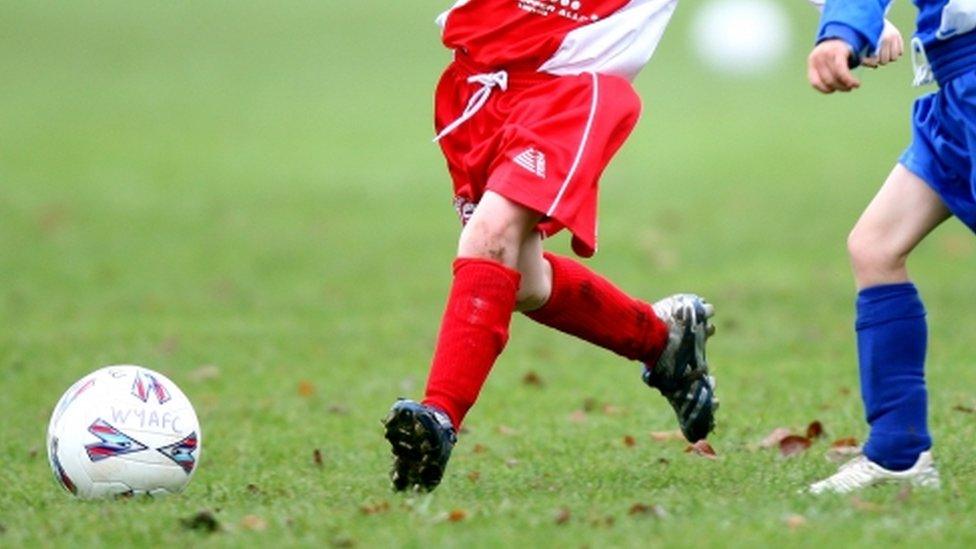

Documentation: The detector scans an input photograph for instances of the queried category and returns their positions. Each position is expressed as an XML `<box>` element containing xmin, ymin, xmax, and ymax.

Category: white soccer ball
<box><xmin>47</xmin><ymin>365</ymin><xmax>202</xmax><ymax>498</ymax></box>
<box><xmin>690</xmin><ymin>0</ymin><xmax>793</xmax><ymax>75</ymax></box>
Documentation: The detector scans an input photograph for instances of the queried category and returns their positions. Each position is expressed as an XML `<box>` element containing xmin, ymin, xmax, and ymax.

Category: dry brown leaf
<box><xmin>313</xmin><ymin>448</ymin><xmax>324</xmax><ymax>467</ymax></box>
<box><xmin>623</xmin><ymin>435</ymin><xmax>637</xmax><ymax>448</ymax></box>
<box><xmin>189</xmin><ymin>364</ymin><xmax>220</xmax><ymax>382</ymax></box>
<box><xmin>471</xmin><ymin>443</ymin><xmax>488</xmax><ymax>454</ymax></box>
<box><xmin>240</xmin><ymin>515</ymin><xmax>267</xmax><ymax>531</ymax></box>
<box><xmin>522</xmin><ymin>371</ymin><xmax>544</xmax><ymax>387</ymax></box>
<box><xmin>360</xmin><ymin>501</ymin><xmax>390</xmax><ymax>515</ymax></box>
<box><xmin>298</xmin><ymin>380</ymin><xmax>315</xmax><ymax>398</ymax></box>
<box><xmin>759</xmin><ymin>427</ymin><xmax>792</xmax><ymax>449</ymax></box>
<box><xmin>785</xmin><ymin>514</ymin><xmax>807</xmax><ymax>530</ymax></box>
<box><xmin>806</xmin><ymin>421</ymin><xmax>825</xmax><ymax>440</ymax></box>
<box><xmin>685</xmin><ymin>440</ymin><xmax>718</xmax><ymax>459</ymax></box>
<box><xmin>649</xmin><ymin>430</ymin><xmax>684</xmax><ymax>442</ymax></box>
<box><xmin>466</xmin><ymin>471</ymin><xmax>481</xmax><ymax>483</ymax></box>
<box><xmin>448</xmin><ymin>509</ymin><xmax>467</xmax><ymax>522</ymax></box>
<box><xmin>602</xmin><ymin>404</ymin><xmax>624</xmax><ymax>416</ymax></box>
<box><xmin>568</xmin><ymin>410</ymin><xmax>587</xmax><ymax>423</ymax></box>
<box><xmin>830</xmin><ymin>437</ymin><xmax>859</xmax><ymax>448</ymax></box>
<box><xmin>554</xmin><ymin>507</ymin><xmax>571</xmax><ymax>525</ymax></box>
<box><xmin>628</xmin><ymin>503</ymin><xmax>667</xmax><ymax>518</ymax></box>
<box><xmin>181</xmin><ymin>510</ymin><xmax>220</xmax><ymax>533</ymax></box>
<box><xmin>497</xmin><ymin>425</ymin><xmax>518</xmax><ymax>436</ymax></box>
<box><xmin>779</xmin><ymin>436</ymin><xmax>812</xmax><ymax>457</ymax></box>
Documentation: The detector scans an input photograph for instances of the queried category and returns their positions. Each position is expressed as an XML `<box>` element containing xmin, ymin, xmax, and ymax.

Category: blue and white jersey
<box><xmin>815</xmin><ymin>0</ymin><xmax>976</xmax><ymax>84</ymax></box>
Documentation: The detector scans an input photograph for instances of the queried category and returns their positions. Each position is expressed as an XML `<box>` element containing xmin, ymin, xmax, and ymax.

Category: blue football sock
<box><xmin>857</xmin><ymin>283</ymin><xmax>932</xmax><ymax>471</ymax></box>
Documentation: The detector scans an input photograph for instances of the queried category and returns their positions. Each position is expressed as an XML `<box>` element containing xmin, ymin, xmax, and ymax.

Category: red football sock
<box><xmin>423</xmin><ymin>258</ymin><xmax>520</xmax><ymax>428</ymax></box>
<box><xmin>525</xmin><ymin>252</ymin><xmax>668</xmax><ymax>365</ymax></box>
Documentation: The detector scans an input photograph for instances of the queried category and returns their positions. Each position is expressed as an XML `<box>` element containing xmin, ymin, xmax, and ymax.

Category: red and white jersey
<box><xmin>437</xmin><ymin>0</ymin><xmax>679</xmax><ymax>80</ymax></box>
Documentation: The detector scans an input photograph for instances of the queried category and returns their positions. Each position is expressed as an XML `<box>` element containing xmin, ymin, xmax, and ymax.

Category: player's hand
<box><xmin>807</xmin><ymin>39</ymin><xmax>860</xmax><ymax>94</ymax></box>
<box><xmin>861</xmin><ymin>20</ymin><xmax>904</xmax><ymax>68</ymax></box>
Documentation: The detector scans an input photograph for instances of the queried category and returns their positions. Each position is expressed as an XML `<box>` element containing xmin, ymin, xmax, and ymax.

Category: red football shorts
<box><xmin>434</xmin><ymin>54</ymin><xmax>641</xmax><ymax>257</ymax></box>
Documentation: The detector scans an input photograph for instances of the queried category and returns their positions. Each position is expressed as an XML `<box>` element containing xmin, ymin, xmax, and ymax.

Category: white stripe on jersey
<box><xmin>537</xmin><ymin>0</ymin><xmax>678</xmax><ymax>81</ymax></box>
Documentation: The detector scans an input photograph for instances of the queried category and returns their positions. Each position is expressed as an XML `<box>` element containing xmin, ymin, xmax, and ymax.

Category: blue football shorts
<box><xmin>899</xmin><ymin>69</ymin><xmax>976</xmax><ymax>232</ymax></box>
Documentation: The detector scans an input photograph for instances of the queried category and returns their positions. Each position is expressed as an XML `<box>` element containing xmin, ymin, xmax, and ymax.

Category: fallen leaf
<box><xmin>360</xmin><ymin>501</ymin><xmax>390</xmax><ymax>515</ymax></box>
<box><xmin>240</xmin><ymin>515</ymin><xmax>267</xmax><ymax>532</ymax></box>
<box><xmin>779</xmin><ymin>436</ymin><xmax>812</xmax><ymax>457</ymax></box>
<box><xmin>157</xmin><ymin>336</ymin><xmax>180</xmax><ymax>356</ymax></box>
<box><xmin>568</xmin><ymin>410</ymin><xmax>587</xmax><ymax>423</ymax></box>
<box><xmin>831</xmin><ymin>437</ymin><xmax>859</xmax><ymax>448</ymax></box>
<box><xmin>850</xmin><ymin>496</ymin><xmax>883</xmax><ymax>512</ymax></box>
<box><xmin>471</xmin><ymin>443</ymin><xmax>488</xmax><ymax>454</ymax></box>
<box><xmin>602</xmin><ymin>404</ymin><xmax>623</xmax><ymax>416</ymax></box>
<box><xmin>785</xmin><ymin>514</ymin><xmax>807</xmax><ymax>530</ymax></box>
<box><xmin>448</xmin><ymin>509</ymin><xmax>467</xmax><ymax>522</ymax></box>
<box><xmin>466</xmin><ymin>471</ymin><xmax>481</xmax><ymax>483</ymax></box>
<box><xmin>180</xmin><ymin>510</ymin><xmax>220</xmax><ymax>533</ymax></box>
<box><xmin>623</xmin><ymin>435</ymin><xmax>636</xmax><ymax>448</ymax></box>
<box><xmin>554</xmin><ymin>507</ymin><xmax>571</xmax><ymax>525</ymax></box>
<box><xmin>522</xmin><ymin>371</ymin><xmax>544</xmax><ymax>387</ymax></box>
<box><xmin>28</xmin><ymin>447</ymin><xmax>38</xmax><ymax>459</ymax></box>
<box><xmin>759</xmin><ymin>427</ymin><xmax>792</xmax><ymax>449</ymax></box>
<box><xmin>952</xmin><ymin>404</ymin><xmax>976</xmax><ymax>414</ymax></box>
<box><xmin>327</xmin><ymin>404</ymin><xmax>349</xmax><ymax>415</ymax></box>
<box><xmin>649</xmin><ymin>430</ymin><xmax>684</xmax><ymax>442</ymax></box>
<box><xmin>313</xmin><ymin>448</ymin><xmax>324</xmax><ymax>467</ymax></box>
<box><xmin>189</xmin><ymin>364</ymin><xmax>220</xmax><ymax>382</ymax></box>
<box><xmin>298</xmin><ymin>380</ymin><xmax>315</xmax><ymax>398</ymax></box>
<box><xmin>839</xmin><ymin>386</ymin><xmax>851</xmax><ymax>396</ymax></box>
<box><xmin>806</xmin><ymin>421</ymin><xmax>825</xmax><ymax>440</ymax></box>
<box><xmin>628</xmin><ymin>503</ymin><xmax>667</xmax><ymax>518</ymax></box>
<box><xmin>685</xmin><ymin>440</ymin><xmax>717</xmax><ymax>459</ymax></box>
<box><xmin>497</xmin><ymin>425</ymin><xmax>518</xmax><ymax>436</ymax></box>
<box><xmin>825</xmin><ymin>437</ymin><xmax>861</xmax><ymax>462</ymax></box>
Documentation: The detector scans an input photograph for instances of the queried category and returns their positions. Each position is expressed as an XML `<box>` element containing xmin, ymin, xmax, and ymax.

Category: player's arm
<box><xmin>806</xmin><ymin>0</ymin><xmax>897</xmax><ymax>93</ymax></box>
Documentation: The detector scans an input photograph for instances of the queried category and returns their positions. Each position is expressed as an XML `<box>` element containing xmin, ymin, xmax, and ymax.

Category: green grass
<box><xmin>2</xmin><ymin>1</ymin><xmax>976</xmax><ymax>547</ymax></box>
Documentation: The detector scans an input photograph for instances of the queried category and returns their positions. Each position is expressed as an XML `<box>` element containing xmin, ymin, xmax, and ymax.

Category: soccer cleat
<box><xmin>642</xmin><ymin>294</ymin><xmax>717</xmax><ymax>442</ymax></box>
<box><xmin>383</xmin><ymin>399</ymin><xmax>457</xmax><ymax>492</ymax></box>
<box><xmin>808</xmin><ymin>451</ymin><xmax>941</xmax><ymax>495</ymax></box>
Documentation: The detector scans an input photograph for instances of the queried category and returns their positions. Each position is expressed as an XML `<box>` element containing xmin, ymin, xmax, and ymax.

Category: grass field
<box><xmin>3</xmin><ymin>1</ymin><xmax>976</xmax><ymax>547</ymax></box>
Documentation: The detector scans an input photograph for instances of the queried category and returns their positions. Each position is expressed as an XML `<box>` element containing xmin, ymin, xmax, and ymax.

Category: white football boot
<box><xmin>808</xmin><ymin>450</ymin><xmax>941</xmax><ymax>495</ymax></box>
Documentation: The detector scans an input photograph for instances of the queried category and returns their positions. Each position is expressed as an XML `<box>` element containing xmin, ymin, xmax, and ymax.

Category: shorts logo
<box><xmin>517</xmin><ymin>0</ymin><xmax>599</xmax><ymax>22</ymax></box>
<box><xmin>513</xmin><ymin>148</ymin><xmax>547</xmax><ymax>179</ymax></box>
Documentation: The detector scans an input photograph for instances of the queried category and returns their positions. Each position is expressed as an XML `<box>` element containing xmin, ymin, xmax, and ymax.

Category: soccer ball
<box><xmin>47</xmin><ymin>365</ymin><xmax>202</xmax><ymax>498</ymax></box>
<box><xmin>690</xmin><ymin>0</ymin><xmax>793</xmax><ymax>76</ymax></box>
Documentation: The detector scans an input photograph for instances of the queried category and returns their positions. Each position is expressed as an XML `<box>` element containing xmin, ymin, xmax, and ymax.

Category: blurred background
<box><xmin>2</xmin><ymin>1</ymin><xmax>975</xmax><ymax>542</ymax></box>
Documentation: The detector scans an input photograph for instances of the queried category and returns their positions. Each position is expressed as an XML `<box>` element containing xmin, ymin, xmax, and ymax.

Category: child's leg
<box><xmin>847</xmin><ymin>165</ymin><xmax>950</xmax><ymax>470</ymax></box>
<box><xmin>422</xmin><ymin>191</ymin><xmax>542</xmax><ymax>428</ymax></box>
<box><xmin>518</xmin><ymin>245</ymin><xmax>669</xmax><ymax>366</ymax></box>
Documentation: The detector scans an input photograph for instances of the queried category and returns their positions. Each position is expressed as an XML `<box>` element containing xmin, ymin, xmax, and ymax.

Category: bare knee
<box><xmin>458</xmin><ymin>215</ymin><xmax>526</xmax><ymax>267</ymax></box>
<box><xmin>457</xmin><ymin>192</ymin><xmax>542</xmax><ymax>268</ymax></box>
<box><xmin>847</xmin><ymin>224</ymin><xmax>909</xmax><ymax>287</ymax></box>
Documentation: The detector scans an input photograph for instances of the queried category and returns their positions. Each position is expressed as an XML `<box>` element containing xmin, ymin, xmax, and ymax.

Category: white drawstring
<box><xmin>433</xmin><ymin>70</ymin><xmax>509</xmax><ymax>142</ymax></box>
<box><xmin>911</xmin><ymin>37</ymin><xmax>935</xmax><ymax>87</ymax></box>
